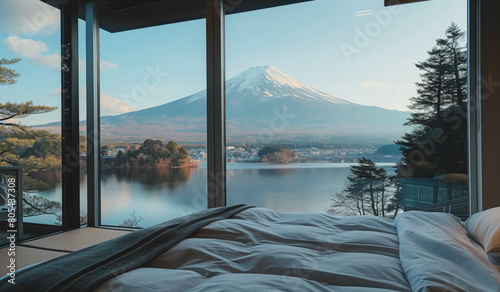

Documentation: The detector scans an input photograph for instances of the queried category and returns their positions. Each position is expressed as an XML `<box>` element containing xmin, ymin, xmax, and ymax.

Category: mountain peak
<box><xmin>186</xmin><ymin>65</ymin><xmax>350</xmax><ymax>105</ymax></box>
<box><xmin>226</xmin><ymin>66</ymin><xmax>349</xmax><ymax>104</ymax></box>
<box><xmin>227</xmin><ymin>65</ymin><xmax>304</xmax><ymax>91</ymax></box>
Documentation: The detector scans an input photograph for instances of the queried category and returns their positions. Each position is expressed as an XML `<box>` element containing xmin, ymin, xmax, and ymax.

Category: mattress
<box><xmin>95</xmin><ymin>207</ymin><xmax>500</xmax><ymax>292</ymax></box>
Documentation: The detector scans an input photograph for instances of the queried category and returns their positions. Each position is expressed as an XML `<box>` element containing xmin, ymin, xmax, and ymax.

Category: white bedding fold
<box><xmin>145</xmin><ymin>208</ymin><xmax>412</xmax><ymax>291</ymax></box>
<box><xmin>395</xmin><ymin>211</ymin><xmax>500</xmax><ymax>292</ymax></box>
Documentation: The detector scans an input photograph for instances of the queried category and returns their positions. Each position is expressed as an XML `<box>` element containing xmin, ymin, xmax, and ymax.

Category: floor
<box><xmin>0</xmin><ymin>227</ymin><xmax>131</xmax><ymax>276</ymax></box>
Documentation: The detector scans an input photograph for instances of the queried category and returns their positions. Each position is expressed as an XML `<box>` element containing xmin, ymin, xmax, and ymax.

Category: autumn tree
<box><xmin>0</xmin><ymin>58</ymin><xmax>61</xmax><ymax>218</ymax></box>
<box><xmin>107</xmin><ymin>140</ymin><xmax>190</xmax><ymax>168</ymax></box>
<box><xmin>166</xmin><ymin>141</ymin><xmax>189</xmax><ymax>160</ymax></box>
<box><xmin>258</xmin><ymin>145</ymin><xmax>295</xmax><ymax>163</ymax></box>
<box><xmin>143</xmin><ymin>139</ymin><xmax>169</xmax><ymax>160</ymax></box>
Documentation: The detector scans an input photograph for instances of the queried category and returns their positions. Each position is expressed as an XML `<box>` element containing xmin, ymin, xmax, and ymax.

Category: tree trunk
<box><xmin>360</xmin><ymin>194</ymin><xmax>366</xmax><ymax>216</ymax></box>
<box><xmin>381</xmin><ymin>187</ymin><xmax>385</xmax><ymax>217</ymax></box>
<box><xmin>452</xmin><ymin>49</ymin><xmax>464</xmax><ymax>107</ymax></box>
<box><xmin>369</xmin><ymin>180</ymin><xmax>378</xmax><ymax>216</ymax></box>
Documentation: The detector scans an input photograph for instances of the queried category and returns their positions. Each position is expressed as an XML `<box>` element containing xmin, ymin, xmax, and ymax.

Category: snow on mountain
<box><xmin>226</xmin><ymin>65</ymin><xmax>349</xmax><ymax>104</ymax></box>
<box><xmin>187</xmin><ymin>65</ymin><xmax>349</xmax><ymax>105</ymax></box>
<box><xmin>36</xmin><ymin>66</ymin><xmax>410</xmax><ymax>144</ymax></box>
<box><xmin>185</xmin><ymin>90</ymin><xmax>206</xmax><ymax>103</ymax></box>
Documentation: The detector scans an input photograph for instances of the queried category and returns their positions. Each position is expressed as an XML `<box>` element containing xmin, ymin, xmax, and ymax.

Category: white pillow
<box><xmin>465</xmin><ymin>206</ymin><xmax>500</xmax><ymax>255</ymax></box>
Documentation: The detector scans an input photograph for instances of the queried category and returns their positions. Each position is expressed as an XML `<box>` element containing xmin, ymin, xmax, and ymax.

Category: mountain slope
<box><xmin>39</xmin><ymin>66</ymin><xmax>410</xmax><ymax>144</ymax></box>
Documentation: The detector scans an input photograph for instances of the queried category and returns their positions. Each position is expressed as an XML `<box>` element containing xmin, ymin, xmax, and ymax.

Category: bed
<box><xmin>3</xmin><ymin>205</ymin><xmax>500</xmax><ymax>291</ymax></box>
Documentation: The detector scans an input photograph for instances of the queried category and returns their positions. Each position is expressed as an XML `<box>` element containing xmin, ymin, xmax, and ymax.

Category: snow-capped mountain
<box><xmin>40</xmin><ymin>66</ymin><xmax>410</xmax><ymax>144</ymax></box>
<box><xmin>225</xmin><ymin>65</ymin><xmax>349</xmax><ymax>104</ymax></box>
<box><xmin>185</xmin><ymin>65</ymin><xmax>348</xmax><ymax>105</ymax></box>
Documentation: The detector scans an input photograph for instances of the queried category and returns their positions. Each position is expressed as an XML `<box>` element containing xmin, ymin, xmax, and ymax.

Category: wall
<box><xmin>480</xmin><ymin>0</ymin><xmax>500</xmax><ymax>210</ymax></box>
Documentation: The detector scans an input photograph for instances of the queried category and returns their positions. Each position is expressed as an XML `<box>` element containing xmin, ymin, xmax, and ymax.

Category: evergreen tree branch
<box><xmin>0</xmin><ymin>113</ymin><xmax>19</xmax><ymax>122</ymax></box>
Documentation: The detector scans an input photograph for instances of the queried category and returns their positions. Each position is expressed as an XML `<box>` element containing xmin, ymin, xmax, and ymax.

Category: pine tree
<box><xmin>443</xmin><ymin>23</ymin><xmax>468</xmax><ymax>156</ymax></box>
<box><xmin>444</xmin><ymin>23</ymin><xmax>467</xmax><ymax>109</ymax></box>
<box><xmin>408</xmin><ymin>42</ymin><xmax>450</xmax><ymax>129</ymax></box>
<box><xmin>0</xmin><ymin>58</ymin><xmax>21</xmax><ymax>85</ymax></box>
<box><xmin>0</xmin><ymin>58</ymin><xmax>61</xmax><ymax>218</ymax></box>
<box><xmin>396</xmin><ymin>23</ymin><xmax>468</xmax><ymax>177</ymax></box>
<box><xmin>329</xmin><ymin>158</ymin><xmax>398</xmax><ymax>217</ymax></box>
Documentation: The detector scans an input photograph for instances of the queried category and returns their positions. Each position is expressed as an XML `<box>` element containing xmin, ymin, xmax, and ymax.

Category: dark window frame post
<box><xmin>86</xmin><ymin>0</ymin><xmax>101</xmax><ymax>227</ymax></box>
<box><xmin>206</xmin><ymin>0</ymin><xmax>227</xmax><ymax>208</ymax></box>
<box><xmin>61</xmin><ymin>0</ymin><xmax>80</xmax><ymax>229</ymax></box>
<box><xmin>468</xmin><ymin>0</ymin><xmax>480</xmax><ymax>214</ymax></box>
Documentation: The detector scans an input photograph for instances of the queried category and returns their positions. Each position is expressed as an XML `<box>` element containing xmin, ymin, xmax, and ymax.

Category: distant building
<box><xmin>401</xmin><ymin>173</ymin><xmax>468</xmax><ymax>219</ymax></box>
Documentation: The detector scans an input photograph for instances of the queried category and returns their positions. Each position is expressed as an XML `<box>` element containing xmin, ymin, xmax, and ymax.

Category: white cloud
<box><xmin>100</xmin><ymin>61</ymin><xmax>119</xmax><ymax>72</ymax></box>
<box><xmin>51</xmin><ymin>87</ymin><xmax>132</xmax><ymax>115</ymax></box>
<box><xmin>4</xmin><ymin>36</ymin><xmax>60</xmax><ymax>68</ymax></box>
<box><xmin>360</xmin><ymin>81</ymin><xmax>392</xmax><ymax>93</ymax></box>
<box><xmin>78</xmin><ymin>60</ymin><xmax>119</xmax><ymax>72</ymax></box>
<box><xmin>0</xmin><ymin>0</ymin><xmax>60</xmax><ymax>36</ymax></box>
<box><xmin>79</xmin><ymin>88</ymin><xmax>132</xmax><ymax>116</ymax></box>
<box><xmin>360</xmin><ymin>81</ymin><xmax>391</xmax><ymax>88</ymax></box>
<box><xmin>50</xmin><ymin>88</ymin><xmax>61</xmax><ymax>96</ymax></box>
<box><xmin>4</xmin><ymin>36</ymin><xmax>47</xmax><ymax>58</ymax></box>
<box><xmin>101</xmin><ymin>93</ymin><xmax>132</xmax><ymax>115</ymax></box>
<box><xmin>35</xmin><ymin>52</ymin><xmax>60</xmax><ymax>68</ymax></box>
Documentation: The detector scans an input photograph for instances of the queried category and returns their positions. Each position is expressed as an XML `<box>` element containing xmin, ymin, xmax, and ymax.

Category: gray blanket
<box><xmin>2</xmin><ymin>204</ymin><xmax>251</xmax><ymax>292</ymax></box>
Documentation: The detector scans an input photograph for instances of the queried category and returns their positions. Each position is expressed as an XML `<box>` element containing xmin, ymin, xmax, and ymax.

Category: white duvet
<box><xmin>96</xmin><ymin>208</ymin><xmax>500</xmax><ymax>292</ymax></box>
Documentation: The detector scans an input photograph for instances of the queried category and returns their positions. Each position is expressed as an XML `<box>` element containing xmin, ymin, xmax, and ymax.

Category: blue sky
<box><xmin>0</xmin><ymin>0</ymin><xmax>467</xmax><ymax>125</ymax></box>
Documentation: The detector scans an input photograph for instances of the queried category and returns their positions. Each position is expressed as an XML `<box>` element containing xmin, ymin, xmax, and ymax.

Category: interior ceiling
<box><xmin>384</xmin><ymin>0</ymin><xmax>428</xmax><ymax>6</ymax></box>
<box><xmin>42</xmin><ymin>0</ymin><xmax>312</xmax><ymax>33</ymax></box>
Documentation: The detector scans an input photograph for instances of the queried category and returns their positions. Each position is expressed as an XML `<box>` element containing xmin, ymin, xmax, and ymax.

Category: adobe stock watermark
<box><xmin>340</xmin><ymin>6</ymin><xmax>403</xmax><ymax>63</ymax></box>
<box><xmin>248</xmin><ymin>106</ymin><xmax>297</xmax><ymax>146</ymax></box>
<box><xmin>178</xmin><ymin>169</ymin><xmax>227</xmax><ymax>216</ymax></box>
<box><xmin>398</xmin><ymin>74</ymin><xmax>500</xmax><ymax>178</ymax></box>
<box><xmin>21</xmin><ymin>0</ymin><xmax>70</xmax><ymax>38</ymax></box>
<box><xmin>173</xmin><ymin>104</ymin><xmax>296</xmax><ymax>216</ymax></box>
<box><xmin>121</xmin><ymin>64</ymin><xmax>169</xmax><ymax>109</ymax></box>
<box><xmin>100</xmin><ymin>64</ymin><xmax>170</xmax><ymax>136</ymax></box>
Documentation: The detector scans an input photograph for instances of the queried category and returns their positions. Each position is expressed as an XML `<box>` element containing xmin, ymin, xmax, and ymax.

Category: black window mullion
<box><xmin>206</xmin><ymin>0</ymin><xmax>227</xmax><ymax>208</ymax></box>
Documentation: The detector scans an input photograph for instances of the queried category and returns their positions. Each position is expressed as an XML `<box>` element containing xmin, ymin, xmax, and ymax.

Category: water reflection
<box><xmin>25</xmin><ymin>163</ymin><xmax>397</xmax><ymax>227</ymax></box>
<box><xmin>101</xmin><ymin>168</ymin><xmax>194</xmax><ymax>191</ymax></box>
<box><xmin>30</xmin><ymin>169</ymin><xmax>86</xmax><ymax>190</ymax></box>
<box><xmin>29</xmin><ymin>169</ymin><xmax>61</xmax><ymax>189</ymax></box>
<box><xmin>258</xmin><ymin>169</ymin><xmax>292</xmax><ymax>176</ymax></box>
<box><xmin>31</xmin><ymin>167</ymin><xmax>193</xmax><ymax>191</ymax></box>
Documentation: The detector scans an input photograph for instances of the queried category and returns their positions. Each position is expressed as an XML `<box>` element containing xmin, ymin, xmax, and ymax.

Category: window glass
<box><xmin>99</xmin><ymin>18</ymin><xmax>207</xmax><ymax>227</ymax></box>
<box><xmin>78</xmin><ymin>19</ymin><xmax>87</xmax><ymax>225</ymax></box>
<box><xmin>225</xmin><ymin>0</ymin><xmax>469</xmax><ymax>218</ymax></box>
<box><xmin>0</xmin><ymin>0</ymin><xmax>65</xmax><ymax>242</ymax></box>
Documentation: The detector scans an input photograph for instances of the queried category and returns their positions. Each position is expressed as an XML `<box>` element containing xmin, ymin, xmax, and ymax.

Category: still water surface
<box><xmin>29</xmin><ymin>162</ymin><xmax>395</xmax><ymax>227</ymax></box>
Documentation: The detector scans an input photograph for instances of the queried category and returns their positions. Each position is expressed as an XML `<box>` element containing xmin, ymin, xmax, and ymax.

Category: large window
<box><xmin>0</xmin><ymin>0</ymin><xmax>475</xmax><ymax>240</ymax></box>
<box><xmin>225</xmin><ymin>0</ymin><xmax>469</xmax><ymax>218</ymax></box>
<box><xmin>0</xmin><ymin>0</ymin><xmax>65</xmax><ymax>241</ymax></box>
<box><xmin>99</xmin><ymin>20</ymin><xmax>207</xmax><ymax>227</ymax></box>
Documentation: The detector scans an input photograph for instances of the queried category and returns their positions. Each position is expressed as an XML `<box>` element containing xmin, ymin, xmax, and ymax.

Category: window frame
<box><xmin>61</xmin><ymin>0</ymin><xmax>478</xmax><ymax>228</ymax></box>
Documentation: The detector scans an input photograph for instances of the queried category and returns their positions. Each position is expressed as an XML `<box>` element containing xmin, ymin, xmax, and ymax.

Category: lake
<box><xmin>28</xmin><ymin>162</ymin><xmax>396</xmax><ymax>227</ymax></box>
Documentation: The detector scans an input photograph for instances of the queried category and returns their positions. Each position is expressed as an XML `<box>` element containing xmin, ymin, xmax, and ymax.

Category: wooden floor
<box><xmin>0</xmin><ymin>227</ymin><xmax>131</xmax><ymax>275</ymax></box>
